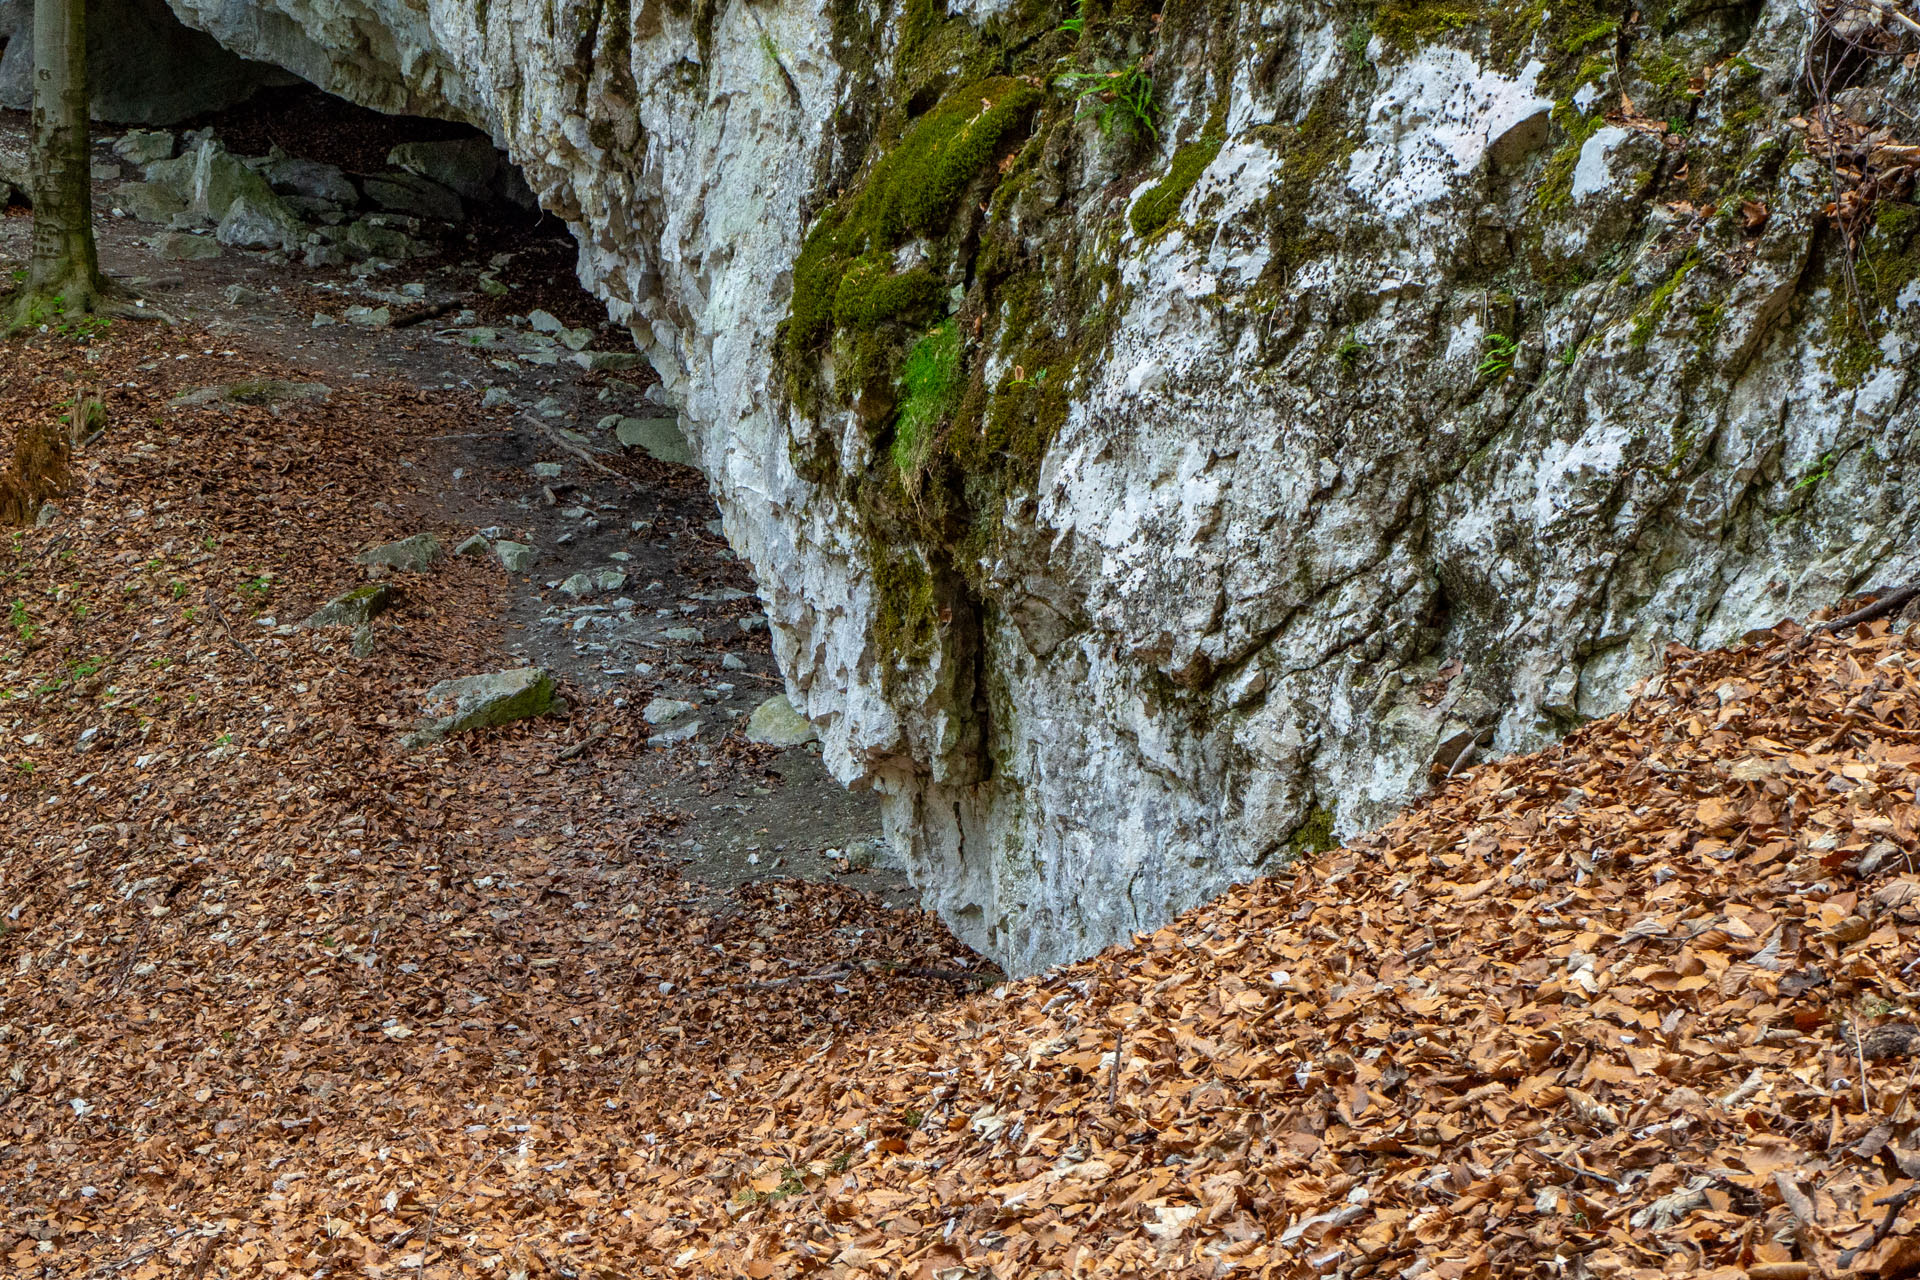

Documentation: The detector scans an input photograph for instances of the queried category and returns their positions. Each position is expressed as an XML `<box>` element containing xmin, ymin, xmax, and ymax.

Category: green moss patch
<box><xmin>892</xmin><ymin>321</ymin><xmax>964</xmax><ymax>473</ymax></box>
<box><xmin>1130</xmin><ymin>136</ymin><xmax>1223</xmax><ymax>238</ymax></box>
<box><xmin>786</xmin><ymin>77</ymin><xmax>1044</xmax><ymax>367</ymax></box>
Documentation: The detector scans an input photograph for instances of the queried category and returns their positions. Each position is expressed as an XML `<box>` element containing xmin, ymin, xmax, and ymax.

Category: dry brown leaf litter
<box><xmin>0</xmin><ymin>327</ymin><xmax>991</xmax><ymax>1279</ymax></box>
<box><xmin>6</xmin><ymin>336</ymin><xmax>1920</xmax><ymax>1280</ymax></box>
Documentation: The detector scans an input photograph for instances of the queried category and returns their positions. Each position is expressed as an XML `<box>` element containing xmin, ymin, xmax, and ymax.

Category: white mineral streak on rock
<box><xmin>1346</xmin><ymin>48</ymin><xmax>1552</xmax><ymax>217</ymax></box>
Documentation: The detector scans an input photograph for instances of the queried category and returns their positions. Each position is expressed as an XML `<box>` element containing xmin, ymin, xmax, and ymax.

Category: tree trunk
<box><xmin>18</xmin><ymin>0</ymin><xmax>106</xmax><ymax>320</ymax></box>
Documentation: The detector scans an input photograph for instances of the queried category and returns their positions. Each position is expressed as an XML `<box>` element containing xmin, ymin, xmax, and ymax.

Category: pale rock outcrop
<box><xmin>159</xmin><ymin>0</ymin><xmax>1920</xmax><ymax>971</ymax></box>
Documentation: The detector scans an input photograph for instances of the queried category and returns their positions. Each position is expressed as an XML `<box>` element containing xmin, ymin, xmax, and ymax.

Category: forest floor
<box><xmin>6</xmin><ymin>107</ymin><xmax>1920</xmax><ymax>1280</ymax></box>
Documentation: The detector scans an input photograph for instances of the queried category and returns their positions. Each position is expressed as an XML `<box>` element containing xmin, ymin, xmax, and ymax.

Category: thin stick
<box><xmin>1856</xmin><ymin>1015</ymin><xmax>1874</xmax><ymax>1115</ymax></box>
<box><xmin>1821</xmin><ymin>583</ymin><xmax>1920</xmax><ymax>634</ymax></box>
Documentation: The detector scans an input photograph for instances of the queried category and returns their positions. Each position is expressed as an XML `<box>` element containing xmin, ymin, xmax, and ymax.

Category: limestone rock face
<box><xmin>166</xmin><ymin>0</ymin><xmax>1920</xmax><ymax>972</ymax></box>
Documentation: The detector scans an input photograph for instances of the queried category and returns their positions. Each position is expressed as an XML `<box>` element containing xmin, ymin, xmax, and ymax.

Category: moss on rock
<box><xmin>1130</xmin><ymin>135</ymin><xmax>1223</xmax><ymax>238</ymax></box>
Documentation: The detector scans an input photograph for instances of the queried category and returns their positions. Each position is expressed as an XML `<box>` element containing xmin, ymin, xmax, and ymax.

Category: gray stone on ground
<box><xmin>349</xmin><ymin>624</ymin><xmax>377</xmax><ymax>658</ymax></box>
<box><xmin>722</xmin><ymin>653</ymin><xmax>747</xmax><ymax>671</ymax></box>
<box><xmin>531</xmin><ymin>461</ymin><xmax>563</xmax><ymax>478</ymax></box>
<box><xmin>481</xmin><ymin>387</ymin><xmax>512</xmax><ymax>409</ymax></box>
<box><xmin>453</xmin><ymin>533</ymin><xmax>490</xmax><ymax>557</ymax></box>
<box><xmin>302</xmin><ymin>582</ymin><xmax>395</xmax><ymax>629</ymax></box>
<box><xmin>388</xmin><ymin>138</ymin><xmax>499</xmax><ymax>201</ymax></box>
<box><xmin>647</xmin><ymin>720</ymin><xmax>702</xmax><ymax>748</ymax></box>
<box><xmin>150</xmin><ymin>231</ymin><xmax>219</xmax><ymax>261</ymax></box>
<box><xmin>216</xmin><ymin>192</ymin><xmax>302</xmax><ymax>251</ymax></box>
<box><xmin>363</xmin><ymin>171</ymin><xmax>463</xmax><ymax>222</ymax></box>
<box><xmin>403</xmin><ymin>667</ymin><xmax>555</xmax><ymax>749</ymax></box>
<box><xmin>527</xmin><ymin>308</ymin><xmax>563</xmax><ymax>332</ymax></box>
<box><xmin>745</xmin><ymin>694</ymin><xmax>817</xmax><ymax>747</ymax></box>
<box><xmin>643</xmin><ymin>697</ymin><xmax>695</xmax><ymax>725</ymax></box>
<box><xmin>356</xmin><ymin>533</ymin><xmax>443</xmax><ymax>573</ymax></box>
<box><xmin>222</xmin><ymin>283</ymin><xmax>268</xmax><ymax>306</ymax></box>
<box><xmin>594</xmin><ymin>568</ymin><xmax>627</xmax><ymax>592</ymax></box>
<box><xmin>267</xmin><ymin>156</ymin><xmax>356</xmax><ymax>204</ymax></box>
<box><xmin>113</xmin><ymin>130</ymin><xmax>175</xmax><ymax>166</ymax></box>
<box><xmin>573</xmin><ymin>350</ymin><xmax>642</xmax><ymax>373</ymax></box>
<box><xmin>663</xmin><ymin>625</ymin><xmax>703</xmax><ymax>644</ymax></box>
<box><xmin>90</xmin><ymin>161</ymin><xmax>121</xmax><ymax>181</ymax></box>
<box><xmin>613</xmin><ymin>416</ymin><xmax>694</xmax><ymax>466</ymax></box>
<box><xmin>494</xmin><ymin>541</ymin><xmax>535</xmax><ymax>572</ymax></box>
<box><xmin>114</xmin><ymin>182</ymin><xmax>186</xmax><ymax>224</ymax></box>
<box><xmin>171</xmin><ymin>379</ymin><xmax>329</xmax><ymax>408</ymax></box>
<box><xmin>345</xmin><ymin>305</ymin><xmax>392</xmax><ymax>328</ymax></box>
<box><xmin>557</xmin><ymin>572</ymin><xmax>596</xmax><ymax>599</ymax></box>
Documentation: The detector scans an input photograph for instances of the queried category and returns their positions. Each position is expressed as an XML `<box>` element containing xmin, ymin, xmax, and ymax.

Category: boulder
<box><xmin>613</xmin><ymin>416</ymin><xmax>694</xmax><ymax>466</ymax></box>
<box><xmin>266</xmin><ymin>156</ymin><xmax>357</xmax><ymax>204</ymax></box>
<box><xmin>387</xmin><ymin>137</ymin><xmax>499</xmax><ymax>201</ymax></box>
<box><xmin>112</xmin><ymin>130</ymin><xmax>175</xmax><ymax>165</ymax></box>
<box><xmin>141</xmin><ymin>154</ymin><xmax>195</xmax><ymax>200</ymax></box>
<box><xmin>187</xmin><ymin>140</ymin><xmax>277</xmax><ymax>222</ymax></box>
<box><xmin>302</xmin><ymin>582</ymin><xmax>395</xmax><ymax>628</ymax></box>
<box><xmin>403</xmin><ymin>667</ymin><xmax>555</xmax><ymax>748</ymax></box>
<box><xmin>342</xmin><ymin>219</ymin><xmax>421</xmax><ymax>261</ymax></box>
<box><xmin>362</xmin><ymin>171</ymin><xmax>462</xmax><ymax>222</ymax></box>
<box><xmin>355</xmin><ymin>533</ymin><xmax>442</xmax><ymax>573</ymax></box>
<box><xmin>0</xmin><ymin>0</ymin><xmax>293</xmax><ymax>125</ymax></box>
<box><xmin>113</xmin><ymin>182</ymin><xmax>186</xmax><ymax>224</ymax></box>
<box><xmin>216</xmin><ymin>192</ymin><xmax>302</xmax><ymax>250</ymax></box>
<box><xmin>453</xmin><ymin>533</ymin><xmax>490</xmax><ymax>556</ymax></box>
<box><xmin>344</xmin><ymin>305</ymin><xmax>393</xmax><ymax>327</ymax></box>
<box><xmin>494</xmin><ymin>541</ymin><xmax>535</xmax><ymax>572</ymax></box>
<box><xmin>745</xmin><ymin>694</ymin><xmax>817</xmax><ymax>747</ymax></box>
<box><xmin>149</xmin><ymin>231</ymin><xmax>219</xmax><ymax>261</ymax></box>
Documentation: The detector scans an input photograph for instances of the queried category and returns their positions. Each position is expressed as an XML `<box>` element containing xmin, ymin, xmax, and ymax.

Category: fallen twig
<box><xmin>1821</xmin><ymin>583</ymin><xmax>1920</xmax><ymax>634</ymax></box>
<box><xmin>1841</xmin><ymin>1184</ymin><xmax>1920</xmax><ymax>1268</ymax></box>
<box><xmin>557</xmin><ymin>733</ymin><xmax>605</xmax><ymax>762</ymax></box>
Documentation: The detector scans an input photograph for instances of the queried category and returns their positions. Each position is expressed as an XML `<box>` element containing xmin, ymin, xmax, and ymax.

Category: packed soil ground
<box><xmin>7</xmin><ymin>99</ymin><xmax>1920</xmax><ymax>1280</ymax></box>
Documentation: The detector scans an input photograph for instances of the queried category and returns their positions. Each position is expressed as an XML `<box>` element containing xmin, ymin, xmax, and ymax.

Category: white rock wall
<box><xmin>165</xmin><ymin>0</ymin><xmax>1920</xmax><ymax>972</ymax></box>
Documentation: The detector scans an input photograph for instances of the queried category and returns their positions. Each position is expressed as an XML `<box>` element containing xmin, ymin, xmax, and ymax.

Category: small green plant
<box><xmin>1344</xmin><ymin>19</ymin><xmax>1373</xmax><ymax>55</ymax></box>
<box><xmin>1335</xmin><ymin>331</ymin><xmax>1366</xmax><ymax>372</ymax></box>
<box><xmin>13</xmin><ymin>759</ymin><xmax>33</xmax><ymax>774</ymax></box>
<box><xmin>1007</xmin><ymin>364</ymin><xmax>1048</xmax><ymax>390</ymax></box>
<box><xmin>1061</xmin><ymin>61</ymin><xmax>1157</xmax><ymax>139</ymax></box>
<box><xmin>201</xmin><ymin>537</ymin><xmax>218</xmax><ymax>552</ymax></box>
<box><xmin>215</xmin><ymin>732</ymin><xmax>233</xmax><ymax>746</ymax></box>
<box><xmin>1793</xmin><ymin>451</ymin><xmax>1835</xmax><ymax>493</ymax></box>
<box><xmin>238</xmin><ymin>574</ymin><xmax>273</xmax><ymax>601</ymax></box>
<box><xmin>9</xmin><ymin>599</ymin><xmax>35</xmax><ymax>644</ymax></box>
<box><xmin>1477</xmin><ymin>334</ymin><xmax>1521</xmax><ymax>379</ymax></box>
<box><xmin>169</xmin><ymin>581</ymin><xmax>187</xmax><ymax>600</ymax></box>
<box><xmin>1058</xmin><ymin>0</ymin><xmax>1089</xmax><ymax>34</ymax></box>
<box><xmin>1555</xmin><ymin>342</ymin><xmax>1580</xmax><ymax>366</ymax></box>
<box><xmin>70</xmin><ymin>600</ymin><xmax>86</xmax><ymax>620</ymax></box>
<box><xmin>902</xmin><ymin>1108</ymin><xmax>925</xmax><ymax>1129</ymax></box>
